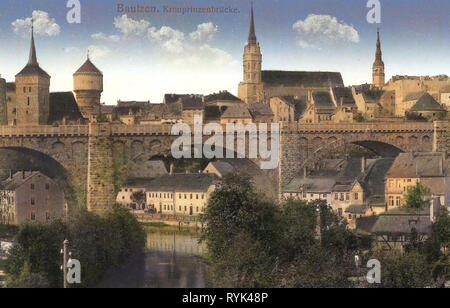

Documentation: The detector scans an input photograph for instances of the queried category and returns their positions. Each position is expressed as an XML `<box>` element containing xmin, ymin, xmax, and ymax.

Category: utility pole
<box><xmin>62</xmin><ymin>239</ymin><xmax>69</xmax><ymax>289</ymax></box>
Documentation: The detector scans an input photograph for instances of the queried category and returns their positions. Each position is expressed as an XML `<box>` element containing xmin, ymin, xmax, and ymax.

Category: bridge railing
<box><xmin>281</xmin><ymin>122</ymin><xmax>434</xmax><ymax>133</ymax></box>
<box><xmin>111</xmin><ymin>124</ymin><xmax>173</xmax><ymax>135</ymax></box>
<box><xmin>0</xmin><ymin>125</ymin><xmax>89</xmax><ymax>137</ymax></box>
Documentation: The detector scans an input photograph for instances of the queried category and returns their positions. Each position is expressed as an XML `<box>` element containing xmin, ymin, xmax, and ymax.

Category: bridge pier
<box><xmin>87</xmin><ymin>123</ymin><xmax>116</xmax><ymax>213</ymax></box>
<box><xmin>433</xmin><ymin>121</ymin><xmax>450</xmax><ymax>152</ymax></box>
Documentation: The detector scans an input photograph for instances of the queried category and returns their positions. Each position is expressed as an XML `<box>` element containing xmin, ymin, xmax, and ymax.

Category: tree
<box><xmin>4</xmin><ymin>206</ymin><xmax>145</xmax><ymax>288</ymax></box>
<box><xmin>202</xmin><ymin>175</ymin><xmax>282</xmax><ymax>287</ymax></box>
<box><xmin>202</xmin><ymin>175</ymin><xmax>371</xmax><ymax>288</ymax></box>
<box><xmin>370</xmin><ymin>250</ymin><xmax>433</xmax><ymax>288</ymax></box>
<box><xmin>405</xmin><ymin>183</ymin><xmax>430</xmax><ymax>209</ymax></box>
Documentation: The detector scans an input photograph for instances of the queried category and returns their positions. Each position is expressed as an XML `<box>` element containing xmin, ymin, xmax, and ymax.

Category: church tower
<box><xmin>238</xmin><ymin>1</ymin><xmax>264</xmax><ymax>104</ymax></box>
<box><xmin>15</xmin><ymin>23</ymin><xmax>50</xmax><ymax>126</ymax></box>
<box><xmin>372</xmin><ymin>29</ymin><xmax>385</xmax><ymax>89</ymax></box>
<box><xmin>73</xmin><ymin>52</ymin><xmax>103</xmax><ymax>120</ymax></box>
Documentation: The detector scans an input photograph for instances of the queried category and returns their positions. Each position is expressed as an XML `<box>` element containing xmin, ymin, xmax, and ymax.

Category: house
<box><xmin>0</xmin><ymin>171</ymin><xmax>64</xmax><ymax>225</ymax></box>
<box><xmin>220</xmin><ymin>105</ymin><xmax>253</xmax><ymax>125</ymax></box>
<box><xmin>282</xmin><ymin>176</ymin><xmax>335</xmax><ymax>206</ymax></box>
<box><xmin>181</xmin><ymin>95</ymin><xmax>205</xmax><ymax>125</ymax></box>
<box><xmin>301</xmin><ymin>91</ymin><xmax>335</xmax><ymax>124</ymax></box>
<box><xmin>281</xmin><ymin>157</ymin><xmax>395</xmax><ymax>228</ymax></box>
<box><xmin>352</xmin><ymin>86</ymin><xmax>386</xmax><ymax>119</ymax></box>
<box><xmin>409</xmin><ymin>93</ymin><xmax>446</xmax><ymax>120</ymax></box>
<box><xmin>248</xmin><ymin>103</ymin><xmax>274</xmax><ymax>123</ymax></box>
<box><xmin>204</xmin><ymin>91</ymin><xmax>242</xmax><ymax>107</ymax></box>
<box><xmin>331</xmin><ymin>180</ymin><xmax>365</xmax><ymax>218</ymax></box>
<box><xmin>356</xmin><ymin>198</ymin><xmax>441</xmax><ymax>251</ymax></box>
<box><xmin>331</xmin><ymin>87</ymin><xmax>358</xmax><ymax>123</ymax></box>
<box><xmin>203</xmin><ymin>161</ymin><xmax>235</xmax><ymax>178</ymax></box>
<box><xmin>146</xmin><ymin>174</ymin><xmax>217</xmax><ymax>216</ymax></box>
<box><xmin>385</xmin><ymin>152</ymin><xmax>450</xmax><ymax>211</ymax></box>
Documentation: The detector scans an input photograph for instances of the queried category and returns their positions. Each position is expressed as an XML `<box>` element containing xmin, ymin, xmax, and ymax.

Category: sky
<box><xmin>0</xmin><ymin>0</ymin><xmax>449</xmax><ymax>104</ymax></box>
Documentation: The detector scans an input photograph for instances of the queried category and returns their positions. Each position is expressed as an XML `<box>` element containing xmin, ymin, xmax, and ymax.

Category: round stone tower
<box><xmin>73</xmin><ymin>55</ymin><xmax>103</xmax><ymax>119</ymax></box>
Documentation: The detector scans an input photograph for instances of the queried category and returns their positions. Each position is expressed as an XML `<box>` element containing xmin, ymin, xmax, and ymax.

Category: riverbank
<box><xmin>136</xmin><ymin>212</ymin><xmax>205</xmax><ymax>230</ymax></box>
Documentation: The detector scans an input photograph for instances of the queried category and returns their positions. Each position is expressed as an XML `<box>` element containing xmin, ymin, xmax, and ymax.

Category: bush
<box><xmin>4</xmin><ymin>205</ymin><xmax>145</xmax><ymax>288</ymax></box>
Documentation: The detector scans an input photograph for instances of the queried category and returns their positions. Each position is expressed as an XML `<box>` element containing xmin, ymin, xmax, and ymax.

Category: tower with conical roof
<box><xmin>372</xmin><ymin>29</ymin><xmax>385</xmax><ymax>89</ymax></box>
<box><xmin>238</xmin><ymin>1</ymin><xmax>264</xmax><ymax>104</ymax></box>
<box><xmin>73</xmin><ymin>52</ymin><xmax>103</xmax><ymax>120</ymax></box>
<box><xmin>15</xmin><ymin>22</ymin><xmax>51</xmax><ymax>126</ymax></box>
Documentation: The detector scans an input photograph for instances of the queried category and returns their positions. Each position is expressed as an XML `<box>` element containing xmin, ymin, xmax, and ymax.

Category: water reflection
<box><xmin>99</xmin><ymin>229</ymin><xmax>207</xmax><ymax>288</ymax></box>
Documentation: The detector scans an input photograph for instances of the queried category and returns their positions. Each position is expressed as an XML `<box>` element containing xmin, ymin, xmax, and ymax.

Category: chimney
<box><xmin>361</xmin><ymin>157</ymin><xmax>367</xmax><ymax>173</ymax></box>
<box><xmin>303</xmin><ymin>166</ymin><xmax>307</xmax><ymax>179</ymax></box>
<box><xmin>169</xmin><ymin>163</ymin><xmax>174</xmax><ymax>175</ymax></box>
<box><xmin>22</xmin><ymin>171</ymin><xmax>25</xmax><ymax>179</ymax></box>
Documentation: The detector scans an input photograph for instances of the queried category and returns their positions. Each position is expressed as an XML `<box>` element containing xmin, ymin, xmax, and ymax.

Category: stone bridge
<box><xmin>0</xmin><ymin>121</ymin><xmax>446</xmax><ymax>212</ymax></box>
<box><xmin>279</xmin><ymin>121</ymin><xmax>437</xmax><ymax>187</ymax></box>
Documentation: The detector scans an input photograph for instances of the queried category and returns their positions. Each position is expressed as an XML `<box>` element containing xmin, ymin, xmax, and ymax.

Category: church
<box><xmin>238</xmin><ymin>3</ymin><xmax>345</xmax><ymax>105</ymax></box>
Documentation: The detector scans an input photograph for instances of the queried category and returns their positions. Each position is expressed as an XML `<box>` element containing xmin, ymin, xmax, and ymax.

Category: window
<box><xmin>31</xmin><ymin>184</ymin><xmax>35</xmax><ymax>190</ymax></box>
<box><xmin>31</xmin><ymin>198</ymin><xmax>35</xmax><ymax>205</ymax></box>
<box><xmin>45</xmin><ymin>183</ymin><xmax>50</xmax><ymax>190</ymax></box>
<box><xmin>31</xmin><ymin>212</ymin><xmax>36</xmax><ymax>221</ymax></box>
<box><xmin>196</xmin><ymin>194</ymin><xmax>199</xmax><ymax>200</ymax></box>
<box><xmin>345</xmin><ymin>193</ymin><xmax>350</xmax><ymax>201</ymax></box>
<box><xmin>335</xmin><ymin>193</ymin><xmax>338</xmax><ymax>200</ymax></box>
<box><xmin>179</xmin><ymin>194</ymin><xmax>182</xmax><ymax>199</ymax></box>
<box><xmin>27</xmin><ymin>97</ymin><xmax>30</xmax><ymax>105</ymax></box>
<box><xmin>23</xmin><ymin>87</ymin><xmax>26</xmax><ymax>93</ymax></box>
<box><xmin>46</xmin><ymin>212</ymin><xmax>50</xmax><ymax>221</ymax></box>
<box><xmin>190</xmin><ymin>194</ymin><xmax>193</xmax><ymax>199</ymax></box>
<box><xmin>29</xmin><ymin>87</ymin><xmax>31</xmax><ymax>92</ymax></box>
<box><xmin>355</xmin><ymin>193</ymin><xmax>359</xmax><ymax>200</ymax></box>
<box><xmin>184</xmin><ymin>194</ymin><xmax>187</xmax><ymax>199</ymax></box>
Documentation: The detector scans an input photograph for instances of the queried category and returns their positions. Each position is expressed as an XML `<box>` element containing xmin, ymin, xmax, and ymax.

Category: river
<box><xmin>99</xmin><ymin>227</ymin><xmax>208</xmax><ymax>288</ymax></box>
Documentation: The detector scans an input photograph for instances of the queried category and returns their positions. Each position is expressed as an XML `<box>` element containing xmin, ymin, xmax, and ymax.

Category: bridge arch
<box><xmin>0</xmin><ymin>147</ymin><xmax>78</xmax><ymax>209</ymax></box>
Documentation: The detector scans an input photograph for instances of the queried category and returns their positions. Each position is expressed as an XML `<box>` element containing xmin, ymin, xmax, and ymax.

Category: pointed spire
<box><xmin>248</xmin><ymin>1</ymin><xmax>257</xmax><ymax>45</ymax></box>
<box><xmin>28</xmin><ymin>19</ymin><xmax>38</xmax><ymax>66</ymax></box>
<box><xmin>375</xmin><ymin>28</ymin><xmax>382</xmax><ymax>62</ymax></box>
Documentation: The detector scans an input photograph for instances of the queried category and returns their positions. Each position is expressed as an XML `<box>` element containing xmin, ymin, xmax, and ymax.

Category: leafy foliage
<box><xmin>4</xmin><ymin>205</ymin><xmax>145</xmax><ymax>288</ymax></box>
<box><xmin>202</xmin><ymin>175</ymin><xmax>370</xmax><ymax>288</ymax></box>
<box><xmin>405</xmin><ymin>183</ymin><xmax>430</xmax><ymax>209</ymax></box>
<box><xmin>369</xmin><ymin>250</ymin><xmax>433</xmax><ymax>288</ymax></box>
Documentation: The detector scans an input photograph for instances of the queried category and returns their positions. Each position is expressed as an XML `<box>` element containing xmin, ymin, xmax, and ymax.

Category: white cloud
<box><xmin>87</xmin><ymin>45</ymin><xmax>111</xmax><ymax>60</ymax></box>
<box><xmin>148</xmin><ymin>26</ymin><xmax>185</xmax><ymax>53</ymax></box>
<box><xmin>91</xmin><ymin>32</ymin><xmax>121</xmax><ymax>43</ymax></box>
<box><xmin>293</xmin><ymin>14</ymin><xmax>359</xmax><ymax>48</ymax></box>
<box><xmin>63</xmin><ymin>46</ymin><xmax>80</xmax><ymax>54</ymax></box>
<box><xmin>113</xmin><ymin>15</ymin><xmax>150</xmax><ymax>36</ymax></box>
<box><xmin>88</xmin><ymin>15</ymin><xmax>236</xmax><ymax>72</ymax></box>
<box><xmin>12</xmin><ymin>10</ymin><xmax>61</xmax><ymax>37</ymax></box>
<box><xmin>189</xmin><ymin>22</ymin><xmax>218</xmax><ymax>44</ymax></box>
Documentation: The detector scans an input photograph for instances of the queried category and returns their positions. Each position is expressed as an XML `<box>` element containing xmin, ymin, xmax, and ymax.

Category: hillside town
<box><xmin>0</xmin><ymin>1</ymin><xmax>449</xmax><ymax>289</ymax></box>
